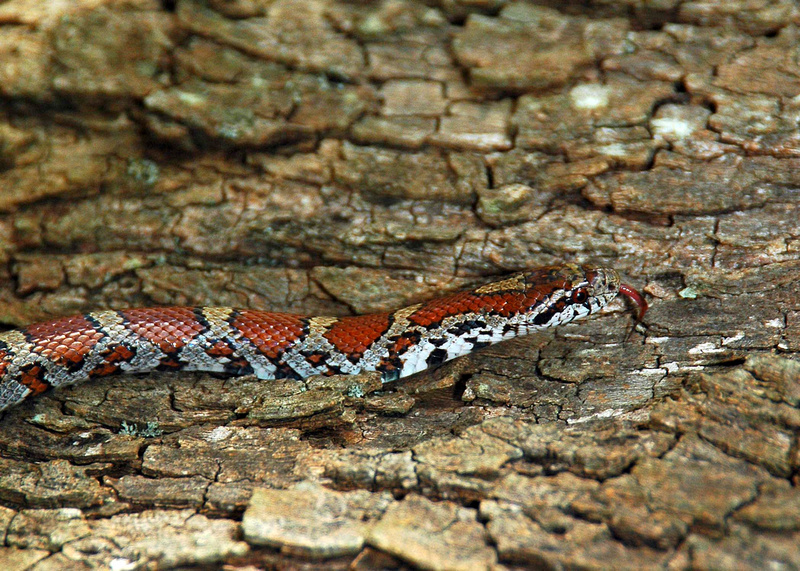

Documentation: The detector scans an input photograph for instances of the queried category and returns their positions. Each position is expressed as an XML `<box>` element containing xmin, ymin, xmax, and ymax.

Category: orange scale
<box><xmin>56</xmin><ymin>344</ymin><xmax>74</xmax><ymax>356</ymax></box>
<box><xmin>160</xmin><ymin>330</ymin><xmax>182</xmax><ymax>346</ymax></box>
<box><xmin>236</xmin><ymin>326</ymin><xmax>254</xmax><ymax>339</ymax></box>
<box><xmin>176</xmin><ymin>322</ymin><xmax>200</xmax><ymax>336</ymax></box>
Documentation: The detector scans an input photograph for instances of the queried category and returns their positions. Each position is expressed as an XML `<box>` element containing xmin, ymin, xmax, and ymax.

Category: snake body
<box><xmin>0</xmin><ymin>265</ymin><xmax>646</xmax><ymax>412</ymax></box>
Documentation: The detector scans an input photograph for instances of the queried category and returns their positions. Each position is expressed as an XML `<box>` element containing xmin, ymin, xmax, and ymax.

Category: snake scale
<box><xmin>0</xmin><ymin>264</ymin><xmax>646</xmax><ymax>412</ymax></box>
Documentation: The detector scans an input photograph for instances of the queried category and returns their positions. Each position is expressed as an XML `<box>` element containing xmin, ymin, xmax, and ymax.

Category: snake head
<box><xmin>584</xmin><ymin>266</ymin><xmax>648</xmax><ymax>321</ymax></box>
<box><xmin>518</xmin><ymin>265</ymin><xmax>647</xmax><ymax>329</ymax></box>
<box><xmin>583</xmin><ymin>266</ymin><xmax>648</xmax><ymax>321</ymax></box>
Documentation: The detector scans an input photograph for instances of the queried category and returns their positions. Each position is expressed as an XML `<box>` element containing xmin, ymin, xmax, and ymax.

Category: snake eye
<box><xmin>571</xmin><ymin>288</ymin><xmax>589</xmax><ymax>304</ymax></box>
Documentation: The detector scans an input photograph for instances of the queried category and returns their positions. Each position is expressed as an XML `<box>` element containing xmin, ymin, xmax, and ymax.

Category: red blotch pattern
<box><xmin>231</xmin><ymin>310</ymin><xmax>305</xmax><ymax>359</ymax></box>
<box><xmin>26</xmin><ymin>315</ymin><xmax>104</xmax><ymax>369</ymax></box>
<box><xmin>324</xmin><ymin>314</ymin><xmax>390</xmax><ymax>358</ymax></box>
<box><xmin>407</xmin><ymin>291</ymin><xmax>528</xmax><ymax>327</ymax></box>
<box><xmin>122</xmin><ymin>307</ymin><xmax>204</xmax><ymax>353</ymax></box>
<box><xmin>522</xmin><ymin>281</ymin><xmax>566</xmax><ymax>311</ymax></box>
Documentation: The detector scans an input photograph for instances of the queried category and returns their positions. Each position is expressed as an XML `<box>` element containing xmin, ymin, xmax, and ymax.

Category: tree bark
<box><xmin>0</xmin><ymin>0</ymin><xmax>798</xmax><ymax>568</ymax></box>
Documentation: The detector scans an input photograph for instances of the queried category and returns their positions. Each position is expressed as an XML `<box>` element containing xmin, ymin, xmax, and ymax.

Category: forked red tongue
<box><xmin>619</xmin><ymin>283</ymin><xmax>648</xmax><ymax>321</ymax></box>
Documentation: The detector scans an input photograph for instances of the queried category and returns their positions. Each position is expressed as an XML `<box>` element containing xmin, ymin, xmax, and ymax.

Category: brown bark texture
<box><xmin>0</xmin><ymin>0</ymin><xmax>799</xmax><ymax>569</ymax></box>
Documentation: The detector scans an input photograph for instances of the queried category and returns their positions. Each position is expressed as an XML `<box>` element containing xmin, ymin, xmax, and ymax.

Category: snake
<box><xmin>0</xmin><ymin>264</ymin><xmax>646</xmax><ymax>413</ymax></box>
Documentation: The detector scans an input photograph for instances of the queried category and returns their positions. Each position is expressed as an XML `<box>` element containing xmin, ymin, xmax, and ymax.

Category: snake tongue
<box><xmin>618</xmin><ymin>284</ymin><xmax>648</xmax><ymax>321</ymax></box>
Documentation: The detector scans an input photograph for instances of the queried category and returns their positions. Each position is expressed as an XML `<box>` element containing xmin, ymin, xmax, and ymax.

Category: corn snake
<box><xmin>0</xmin><ymin>264</ymin><xmax>646</xmax><ymax>412</ymax></box>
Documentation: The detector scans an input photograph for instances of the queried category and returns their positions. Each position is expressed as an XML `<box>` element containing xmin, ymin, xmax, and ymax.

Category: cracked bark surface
<box><xmin>0</xmin><ymin>0</ymin><xmax>799</xmax><ymax>568</ymax></box>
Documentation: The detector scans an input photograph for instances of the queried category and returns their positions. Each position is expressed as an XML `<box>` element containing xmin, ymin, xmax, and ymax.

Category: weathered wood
<box><xmin>0</xmin><ymin>0</ymin><xmax>798</xmax><ymax>568</ymax></box>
